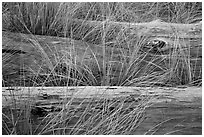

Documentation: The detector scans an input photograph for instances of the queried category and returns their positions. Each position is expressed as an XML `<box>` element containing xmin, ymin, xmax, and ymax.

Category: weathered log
<box><xmin>2</xmin><ymin>86</ymin><xmax>201</xmax><ymax>106</ymax></box>
<box><xmin>2</xmin><ymin>86</ymin><xmax>201</xmax><ymax>134</ymax></box>
<box><xmin>60</xmin><ymin>19</ymin><xmax>202</xmax><ymax>44</ymax></box>
<box><xmin>2</xmin><ymin>20</ymin><xmax>202</xmax><ymax>86</ymax></box>
<box><xmin>61</xmin><ymin>19</ymin><xmax>202</xmax><ymax>50</ymax></box>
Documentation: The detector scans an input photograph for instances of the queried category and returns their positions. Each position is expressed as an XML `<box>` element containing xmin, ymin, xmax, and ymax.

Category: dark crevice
<box><xmin>2</xmin><ymin>49</ymin><xmax>27</xmax><ymax>55</ymax></box>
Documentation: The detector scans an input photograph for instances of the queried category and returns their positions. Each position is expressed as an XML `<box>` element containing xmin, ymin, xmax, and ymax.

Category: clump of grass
<box><xmin>2</xmin><ymin>2</ymin><xmax>202</xmax><ymax>87</ymax></box>
<box><xmin>3</xmin><ymin>2</ymin><xmax>202</xmax><ymax>35</ymax></box>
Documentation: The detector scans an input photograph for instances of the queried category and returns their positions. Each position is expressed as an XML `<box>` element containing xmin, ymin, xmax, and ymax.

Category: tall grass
<box><xmin>2</xmin><ymin>2</ymin><xmax>202</xmax><ymax>87</ymax></box>
<box><xmin>2</xmin><ymin>2</ymin><xmax>202</xmax><ymax>135</ymax></box>
<box><xmin>2</xmin><ymin>2</ymin><xmax>202</xmax><ymax>35</ymax></box>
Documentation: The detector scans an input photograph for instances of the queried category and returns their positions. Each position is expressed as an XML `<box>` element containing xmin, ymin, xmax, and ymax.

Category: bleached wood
<box><xmin>2</xmin><ymin>86</ymin><xmax>201</xmax><ymax>107</ymax></box>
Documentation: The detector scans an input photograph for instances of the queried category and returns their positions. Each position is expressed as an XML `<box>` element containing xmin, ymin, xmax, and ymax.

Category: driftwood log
<box><xmin>59</xmin><ymin>19</ymin><xmax>202</xmax><ymax>45</ymax></box>
<box><xmin>2</xmin><ymin>19</ymin><xmax>202</xmax><ymax>86</ymax></box>
<box><xmin>2</xmin><ymin>86</ymin><xmax>202</xmax><ymax>134</ymax></box>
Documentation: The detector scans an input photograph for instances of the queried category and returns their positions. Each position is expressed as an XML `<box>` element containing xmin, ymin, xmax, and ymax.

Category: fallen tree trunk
<box><xmin>2</xmin><ymin>86</ymin><xmax>202</xmax><ymax>134</ymax></box>
<box><xmin>2</xmin><ymin>20</ymin><xmax>202</xmax><ymax>86</ymax></box>
<box><xmin>60</xmin><ymin>19</ymin><xmax>202</xmax><ymax>45</ymax></box>
<box><xmin>2</xmin><ymin>86</ymin><xmax>201</xmax><ymax>107</ymax></box>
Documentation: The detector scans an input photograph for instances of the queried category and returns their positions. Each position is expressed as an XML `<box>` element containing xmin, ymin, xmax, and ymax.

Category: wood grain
<box><xmin>2</xmin><ymin>86</ymin><xmax>201</xmax><ymax>135</ymax></box>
